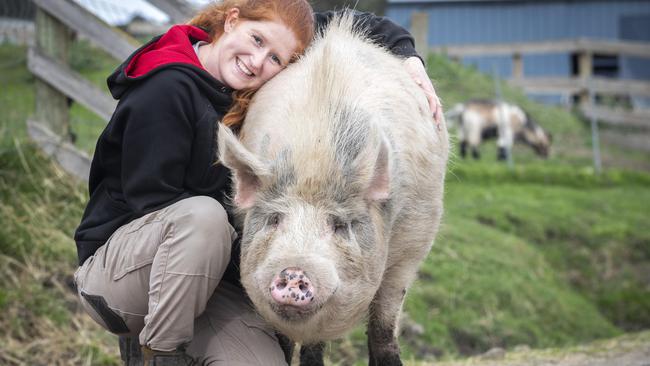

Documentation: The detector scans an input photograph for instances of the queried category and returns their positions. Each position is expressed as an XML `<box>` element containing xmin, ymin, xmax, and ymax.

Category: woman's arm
<box><xmin>314</xmin><ymin>10</ymin><xmax>418</xmax><ymax>60</ymax></box>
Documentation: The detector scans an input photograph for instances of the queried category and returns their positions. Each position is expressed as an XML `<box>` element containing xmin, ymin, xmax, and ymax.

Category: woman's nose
<box><xmin>250</xmin><ymin>50</ymin><xmax>266</xmax><ymax>72</ymax></box>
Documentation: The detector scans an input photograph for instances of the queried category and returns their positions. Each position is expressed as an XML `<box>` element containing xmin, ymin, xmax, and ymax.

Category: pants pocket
<box><xmin>109</xmin><ymin>220</ymin><xmax>164</xmax><ymax>281</ymax></box>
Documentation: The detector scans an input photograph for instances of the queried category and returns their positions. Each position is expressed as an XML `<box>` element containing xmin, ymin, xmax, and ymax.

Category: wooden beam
<box><xmin>577</xmin><ymin>38</ymin><xmax>650</xmax><ymax>58</ymax></box>
<box><xmin>28</xmin><ymin>47</ymin><xmax>116</xmax><ymax>122</ymax></box>
<box><xmin>432</xmin><ymin>38</ymin><xmax>650</xmax><ymax>58</ymax></box>
<box><xmin>601</xmin><ymin>130</ymin><xmax>650</xmax><ymax>152</ymax></box>
<box><xmin>581</xmin><ymin>105</ymin><xmax>650</xmax><ymax>128</ymax></box>
<box><xmin>587</xmin><ymin>77</ymin><xmax>650</xmax><ymax>97</ymax></box>
<box><xmin>512</xmin><ymin>53</ymin><xmax>523</xmax><ymax>79</ymax></box>
<box><xmin>577</xmin><ymin>51</ymin><xmax>592</xmax><ymax>107</ymax></box>
<box><xmin>148</xmin><ymin>0</ymin><xmax>196</xmax><ymax>25</ymax></box>
<box><xmin>35</xmin><ymin>7</ymin><xmax>71</xmax><ymax>139</ymax></box>
<box><xmin>508</xmin><ymin>77</ymin><xmax>650</xmax><ymax>97</ymax></box>
<box><xmin>32</xmin><ymin>0</ymin><xmax>139</xmax><ymax>61</ymax></box>
<box><xmin>27</xmin><ymin>119</ymin><xmax>91</xmax><ymax>181</ymax></box>
<box><xmin>508</xmin><ymin>77</ymin><xmax>580</xmax><ymax>95</ymax></box>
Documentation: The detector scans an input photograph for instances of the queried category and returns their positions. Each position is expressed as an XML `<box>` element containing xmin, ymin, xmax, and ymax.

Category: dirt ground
<box><xmin>423</xmin><ymin>331</ymin><xmax>650</xmax><ymax>366</ymax></box>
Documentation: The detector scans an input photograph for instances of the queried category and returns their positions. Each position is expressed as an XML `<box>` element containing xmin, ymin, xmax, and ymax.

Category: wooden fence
<box><xmin>411</xmin><ymin>12</ymin><xmax>650</xmax><ymax>130</ymax></box>
<box><xmin>27</xmin><ymin>0</ymin><xmax>195</xmax><ymax>181</ymax></box>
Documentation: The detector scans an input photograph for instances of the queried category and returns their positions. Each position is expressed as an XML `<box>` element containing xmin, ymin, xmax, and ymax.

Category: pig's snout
<box><xmin>270</xmin><ymin>267</ymin><xmax>315</xmax><ymax>307</ymax></box>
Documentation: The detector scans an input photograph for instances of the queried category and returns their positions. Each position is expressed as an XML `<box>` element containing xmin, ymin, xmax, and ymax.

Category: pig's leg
<box><xmin>367</xmin><ymin>304</ymin><xmax>402</xmax><ymax>366</ymax></box>
<box><xmin>367</xmin><ymin>263</ymin><xmax>421</xmax><ymax>366</ymax></box>
<box><xmin>299</xmin><ymin>342</ymin><xmax>325</xmax><ymax>366</ymax></box>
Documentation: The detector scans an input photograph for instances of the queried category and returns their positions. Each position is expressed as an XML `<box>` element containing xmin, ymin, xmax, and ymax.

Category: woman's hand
<box><xmin>403</xmin><ymin>56</ymin><xmax>443</xmax><ymax>124</ymax></box>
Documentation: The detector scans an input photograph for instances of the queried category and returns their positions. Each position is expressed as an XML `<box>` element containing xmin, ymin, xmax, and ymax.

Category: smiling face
<box><xmin>199</xmin><ymin>8</ymin><xmax>299</xmax><ymax>90</ymax></box>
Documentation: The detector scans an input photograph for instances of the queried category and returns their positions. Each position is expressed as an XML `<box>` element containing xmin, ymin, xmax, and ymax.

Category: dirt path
<box><xmin>421</xmin><ymin>331</ymin><xmax>650</xmax><ymax>366</ymax></box>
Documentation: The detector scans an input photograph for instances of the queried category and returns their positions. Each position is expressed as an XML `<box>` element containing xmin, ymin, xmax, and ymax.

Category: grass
<box><xmin>1</xmin><ymin>42</ymin><xmax>649</xmax><ymax>365</ymax></box>
<box><xmin>0</xmin><ymin>42</ymin><xmax>122</xmax><ymax>365</ymax></box>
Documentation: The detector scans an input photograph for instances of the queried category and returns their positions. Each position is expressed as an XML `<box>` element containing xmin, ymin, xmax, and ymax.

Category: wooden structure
<box><xmin>430</xmin><ymin>35</ymin><xmax>650</xmax><ymax>127</ymax></box>
<box><xmin>27</xmin><ymin>0</ymin><xmax>194</xmax><ymax>181</ymax></box>
<box><xmin>410</xmin><ymin>11</ymin><xmax>650</xmax><ymax>129</ymax></box>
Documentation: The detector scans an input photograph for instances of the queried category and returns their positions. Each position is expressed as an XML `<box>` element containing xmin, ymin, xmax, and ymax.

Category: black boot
<box><xmin>141</xmin><ymin>346</ymin><xmax>197</xmax><ymax>366</ymax></box>
<box><xmin>119</xmin><ymin>336</ymin><xmax>142</xmax><ymax>366</ymax></box>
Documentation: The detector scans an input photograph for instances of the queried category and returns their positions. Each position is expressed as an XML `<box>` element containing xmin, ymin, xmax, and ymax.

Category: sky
<box><xmin>72</xmin><ymin>0</ymin><xmax>212</xmax><ymax>25</ymax></box>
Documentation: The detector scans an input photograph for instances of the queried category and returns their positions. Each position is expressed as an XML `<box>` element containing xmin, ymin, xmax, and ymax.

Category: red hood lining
<box><xmin>125</xmin><ymin>25</ymin><xmax>210</xmax><ymax>79</ymax></box>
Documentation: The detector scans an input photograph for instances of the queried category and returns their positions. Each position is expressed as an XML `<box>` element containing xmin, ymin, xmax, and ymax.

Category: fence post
<box><xmin>577</xmin><ymin>51</ymin><xmax>592</xmax><ymax>108</ymax></box>
<box><xmin>589</xmin><ymin>91</ymin><xmax>602</xmax><ymax>174</ymax></box>
<box><xmin>512</xmin><ymin>53</ymin><xmax>523</xmax><ymax>79</ymax></box>
<box><xmin>411</xmin><ymin>12</ymin><xmax>429</xmax><ymax>60</ymax></box>
<box><xmin>34</xmin><ymin>7</ymin><xmax>72</xmax><ymax>139</ymax></box>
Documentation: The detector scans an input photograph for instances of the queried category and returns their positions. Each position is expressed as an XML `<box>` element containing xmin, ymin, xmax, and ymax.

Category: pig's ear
<box><xmin>217</xmin><ymin>124</ymin><xmax>268</xmax><ymax>209</ymax></box>
<box><xmin>366</xmin><ymin>137</ymin><xmax>391</xmax><ymax>201</ymax></box>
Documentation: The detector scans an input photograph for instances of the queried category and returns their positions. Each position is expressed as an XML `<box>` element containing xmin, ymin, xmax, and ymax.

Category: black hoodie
<box><xmin>74</xmin><ymin>12</ymin><xmax>420</xmax><ymax>273</ymax></box>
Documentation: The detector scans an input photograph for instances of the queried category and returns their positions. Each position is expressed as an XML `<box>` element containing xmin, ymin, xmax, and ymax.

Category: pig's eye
<box><xmin>267</xmin><ymin>213</ymin><xmax>281</xmax><ymax>227</ymax></box>
<box><xmin>331</xmin><ymin>216</ymin><xmax>348</xmax><ymax>236</ymax></box>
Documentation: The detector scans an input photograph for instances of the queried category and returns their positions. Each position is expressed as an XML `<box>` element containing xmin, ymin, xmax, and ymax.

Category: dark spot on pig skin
<box><xmin>263</xmin><ymin>147</ymin><xmax>296</xmax><ymax>201</ymax></box>
<box><xmin>332</xmin><ymin>105</ymin><xmax>371</xmax><ymax>168</ymax></box>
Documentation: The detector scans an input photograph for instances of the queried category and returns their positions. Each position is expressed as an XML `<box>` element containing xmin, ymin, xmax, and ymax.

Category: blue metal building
<box><xmin>386</xmin><ymin>0</ymin><xmax>650</xmax><ymax>104</ymax></box>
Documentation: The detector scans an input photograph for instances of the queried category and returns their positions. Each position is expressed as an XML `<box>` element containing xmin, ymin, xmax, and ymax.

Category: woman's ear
<box><xmin>224</xmin><ymin>8</ymin><xmax>240</xmax><ymax>33</ymax></box>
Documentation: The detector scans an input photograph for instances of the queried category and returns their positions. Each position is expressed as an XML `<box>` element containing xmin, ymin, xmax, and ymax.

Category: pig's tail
<box><xmin>222</xmin><ymin>88</ymin><xmax>257</xmax><ymax>131</ymax></box>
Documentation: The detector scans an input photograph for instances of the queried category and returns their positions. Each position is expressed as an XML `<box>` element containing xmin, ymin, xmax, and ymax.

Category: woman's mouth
<box><xmin>236</xmin><ymin>57</ymin><xmax>254</xmax><ymax>78</ymax></box>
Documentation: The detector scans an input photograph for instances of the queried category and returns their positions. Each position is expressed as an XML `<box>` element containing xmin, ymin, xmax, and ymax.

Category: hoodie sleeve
<box><xmin>314</xmin><ymin>10</ymin><xmax>422</xmax><ymax>63</ymax></box>
<box><xmin>117</xmin><ymin>71</ymin><xmax>197</xmax><ymax>213</ymax></box>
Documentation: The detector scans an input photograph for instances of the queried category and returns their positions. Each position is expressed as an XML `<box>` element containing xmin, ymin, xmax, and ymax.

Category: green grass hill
<box><xmin>1</xmin><ymin>42</ymin><xmax>649</xmax><ymax>365</ymax></box>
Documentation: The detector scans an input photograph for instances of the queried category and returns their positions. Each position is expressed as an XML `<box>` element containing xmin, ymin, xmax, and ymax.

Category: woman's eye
<box><xmin>270</xmin><ymin>54</ymin><xmax>281</xmax><ymax>65</ymax></box>
<box><xmin>252</xmin><ymin>34</ymin><xmax>262</xmax><ymax>46</ymax></box>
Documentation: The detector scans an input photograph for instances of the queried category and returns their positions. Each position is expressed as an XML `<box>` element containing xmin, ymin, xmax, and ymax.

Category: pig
<box><xmin>217</xmin><ymin>15</ymin><xmax>449</xmax><ymax>366</ymax></box>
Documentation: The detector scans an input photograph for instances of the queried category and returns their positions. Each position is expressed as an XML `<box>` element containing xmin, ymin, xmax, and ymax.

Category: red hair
<box><xmin>188</xmin><ymin>0</ymin><xmax>314</xmax><ymax>130</ymax></box>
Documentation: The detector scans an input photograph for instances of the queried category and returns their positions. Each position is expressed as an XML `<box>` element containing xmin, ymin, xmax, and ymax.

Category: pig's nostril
<box><xmin>275</xmin><ymin>279</ymin><xmax>287</xmax><ymax>290</ymax></box>
<box><xmin>299</xmin><ymin>282</ymin><xmax>309</xmax><ymax>293</ymax></box>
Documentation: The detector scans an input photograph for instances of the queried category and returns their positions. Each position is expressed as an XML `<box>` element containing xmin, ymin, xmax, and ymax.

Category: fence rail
<box><xmin>508</xmin><ymin>76</ymin><xmax>650</xmax><ymax>98</ymax></box>
<box><xmin>431</xmin><ymin>38</ymin><xmax>650</xmax><ymax>127</ymax></box>
<box><xmin>430</xmin><ymin>38</ymin><xmax>650</xmax><ymax>58</ymax></box>
<box><xmin>27</xmin><ymin>47</ymin><xmax>117</xmax><ymax>121</ymax></box>
<box><xmin>27</xmin><ymin>0</ymin><xmax>191</xmax><ymax>182</ymax></box>
<box><xmin>32</xmin><ymin>0</ymin><xmax>139</xmax><ymax>61</ymax></box>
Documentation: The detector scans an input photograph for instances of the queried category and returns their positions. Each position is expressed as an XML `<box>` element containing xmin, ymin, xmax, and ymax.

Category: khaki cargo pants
<box><xmin>74</xmin><ymin>196</ymin><xmax>287</xmax><ymax>365</ymax></box>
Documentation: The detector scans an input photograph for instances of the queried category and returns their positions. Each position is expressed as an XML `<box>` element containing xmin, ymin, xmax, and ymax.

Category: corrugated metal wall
<box><xmin>386</xmin><ymin>0</ymin><xmax>650</xmax><ymax>84</ymax></box>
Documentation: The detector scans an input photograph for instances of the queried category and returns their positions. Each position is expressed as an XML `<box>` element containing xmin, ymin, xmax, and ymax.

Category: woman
<box><xmin>73</xmin><ymin>1</ymin><xmax>440</xmax><ymax>364</ymax></box>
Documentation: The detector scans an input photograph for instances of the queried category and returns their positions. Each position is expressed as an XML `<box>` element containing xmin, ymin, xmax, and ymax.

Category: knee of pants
<box><xmin>168</xmin><ymin>196</ymin><xmax>234</xmax><ymax>263</ymax></box>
